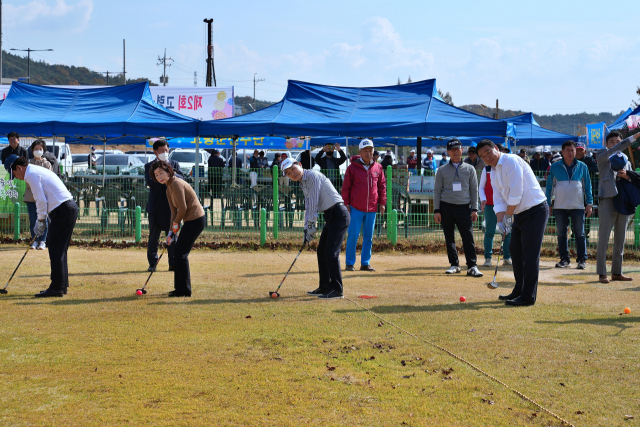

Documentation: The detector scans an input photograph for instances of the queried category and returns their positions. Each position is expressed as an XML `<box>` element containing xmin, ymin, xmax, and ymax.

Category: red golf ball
<box><xmin>136</xmin><ymin>290</ymin><xmax>143</xmax><ymax>296</ymax></box>
<box><xmin>271</xmin><ymin>293</ymin><xmax>278</xmax><ymax>298</ymax></box>
<box><xmin>460</xmin><ymin>296</ymin><xmax>466</xmax><ymax>302</ymax></box>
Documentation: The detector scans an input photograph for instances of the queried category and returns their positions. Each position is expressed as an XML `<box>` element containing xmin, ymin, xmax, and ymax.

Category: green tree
<box><xmin>407</xmin><ymin>76</ymin><xmax>412</xmax><ymax>84</ymax></box>
<box><xmin>438</xmin><ymin>89</ymin><xmax>454</xmax><ymax>106</ymax></box>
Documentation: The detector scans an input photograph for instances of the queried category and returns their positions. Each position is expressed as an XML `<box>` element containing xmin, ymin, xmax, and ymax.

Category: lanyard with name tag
<box><xmin>452</xmin><ymin>163</ymin><xmax>462</xmax><ymax>191</ymax></box>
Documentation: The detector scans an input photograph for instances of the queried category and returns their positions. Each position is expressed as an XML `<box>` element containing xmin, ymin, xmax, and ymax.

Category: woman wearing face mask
<box><xmin>25</xmin><ymin>139</ymin><xmax>54</xmax><ymax>250</ymax></box>
<box><xmin>150</xmin><ymin>160</ymin><xmax>205</xmax><ymax>297</ymax></box>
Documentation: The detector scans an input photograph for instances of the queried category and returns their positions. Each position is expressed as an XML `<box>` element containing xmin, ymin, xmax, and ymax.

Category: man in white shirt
<box><xmin>5</xmin><ymin>155</ymin><xmax>78</xmax><ymax>297</ymax></box>
<box><xmin>477</xmin><ymin>140</ymin><xmax>549</xmax><ymax>306</ymax></box>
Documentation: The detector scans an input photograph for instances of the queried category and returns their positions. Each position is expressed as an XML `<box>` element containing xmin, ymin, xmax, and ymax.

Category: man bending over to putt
<box><xmin>477</xmin><ymin>140</ymin><xmax>548</xmax><ymax>306</ymax></box>
<box><xmin>4</xmin><ymin>155</ymin><xmax>78</xmax><ymax>297</ymax></box>
<box><xmin>281</xmin><ymin>158</ymin><xmax>350</xmax><ymax>299</ymax></box>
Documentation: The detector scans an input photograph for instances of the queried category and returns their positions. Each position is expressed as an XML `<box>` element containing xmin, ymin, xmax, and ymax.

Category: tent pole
<box><xmin>417</xmin><ymin>136</ymin><xmax>422</xmax><ymax>175</ymax></box>
<box><xmin>232</xmin><ymin>137</ymin><xmax>237</xmax><ymax>187</ymax></box>
<box><xmin>102</xmin><ymin>138</ymin><xmax>106</xmax><ymax>187</ymax></box>
<box><xmin>395</xmin><ymin>144</ymin><xmax>398</xmax><ymax>163</ymax></box>
<box><xmin>345</xmin><ymin>137</ymin><xmax>348</xmax><ymax>166</ymax></box>
<box><xmin>195</xmin><ymin>136</ymin><xmax>200</xmax><ymax>200</ymax></box>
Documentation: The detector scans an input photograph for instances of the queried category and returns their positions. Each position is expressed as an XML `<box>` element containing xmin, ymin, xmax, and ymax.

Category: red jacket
<box><xmin>342</xmin><ymin>156</ymin><xmax>387</xmax><ymax>213</ymax></box>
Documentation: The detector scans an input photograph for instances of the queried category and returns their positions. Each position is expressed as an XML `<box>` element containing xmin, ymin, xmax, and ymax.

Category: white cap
<box><xmin>427</xmin><ymin>149</ymin><xmax>433</xmax><ymax>154</ymax></box>
<box><xmin>280</xmin><ymin>158</ymin><xmax>295</xmax><ymax>175</ymax></box>
<box><xmin>410</xmin><ymin>149</ymin><xmax>415</xmax><ymax>153</ymax></box>
<box><xmin>359</xmin><ymin>139</ymin><xmax>374</xmax><ymax>150</ymax></box>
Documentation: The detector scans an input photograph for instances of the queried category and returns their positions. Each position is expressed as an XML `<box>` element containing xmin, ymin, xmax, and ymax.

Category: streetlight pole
<box><xmin>10</xmin><ymin>48</ymin><xmax>53</xmax><ymax>83</ymax></box>
<box><xmin>253</xmin><ymin>72</ymin><xmax>264</xmax><ymax>107</ymax></box>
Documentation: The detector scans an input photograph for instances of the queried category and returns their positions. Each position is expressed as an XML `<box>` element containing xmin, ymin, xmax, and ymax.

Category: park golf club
<box><xmin>270</xmin><ymin>242</ymin><xmax>306</xmax><ymax>299</ymax></box>
<box><xmin>136</xmin><ymin>244</ymin><xmax>167</xmax><ymax>295</ymax></box>
<box><xmin>1</xmin><ymin>238</ymin><xmax>38</xmax><ymax>295</ymax></box>
<box><xmin>487</xmin><ymin>236</ymin><xmax>505</xmax><ymax>290</ymax></box>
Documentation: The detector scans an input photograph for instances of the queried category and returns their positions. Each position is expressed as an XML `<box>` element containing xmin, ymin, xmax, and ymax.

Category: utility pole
<box><xmin>98</xmin><ymin>71</ymin><xmax>117</xmax><ymax>85</ymax></box>
<box><xmin>123</xmin><ymin>39</ymin><xmax>126</xmax><ymax>85</ymax></box>
<box><xmin>253</xmin><ymin>72</ymin><xmax>264</xmax><ymax>107</ymax></box>
<box><xmin>494</xmin><ymin>99</ymin><xmax>499</xmax><ymax>119</ymax></box>
<box><xmin>10</xmin><ymin>48</ymin><xmax>53</xmax><ymax>83</ymax></box>
<box><xmin>157</xmin><ymin>48</ymin><xmax>173</xmax><ymax>86</ymax></box>
<box><xmin>203</xmin><ymin>18</ymin><xmax>216</xmax><ymax>87</ymax></box>
<box><xmin>194</xmin><ymin>71</ymin><xmax>197</xmax><ymax>87</ymax></box>
<box><xmin>1</xmin><ymin>0</ymin><xmax>3</xmax><ymax>85</ymax></box>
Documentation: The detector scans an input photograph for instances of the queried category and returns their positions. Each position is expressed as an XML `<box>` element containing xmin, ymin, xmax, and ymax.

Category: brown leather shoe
<box><xmin>599</xmin><ymin>275</ymin><xmax>610</xmax><ymax>283</ymax></box>
<box><xmin>612</xmin><ymin>274</ymin><xmax>633</xmax><ymax>281</ymax></box>
<box><xmin>360</xmin><ymin>265</ymin><xmax>376</xmax><ymax>272</ymax></box>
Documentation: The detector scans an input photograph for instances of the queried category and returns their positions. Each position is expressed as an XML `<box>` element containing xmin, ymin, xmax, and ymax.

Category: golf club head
<box><xmin>487</xmin><ymin>281</ymin><xmax>499</xmax><ymax>290</ymax></box>
<box><xmin>269</xmin><ymin>292</ymin><xmax>280</xmax><ymax>299</ymax></box>
<box><xmin>0</xmin><ymin>289</ymin><xmax>7</xmax><ymax>294</ymax></box>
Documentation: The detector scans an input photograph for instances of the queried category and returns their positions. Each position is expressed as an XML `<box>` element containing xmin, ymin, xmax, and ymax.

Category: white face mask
<box><xmin>34</xmin><ymin>150</ymin><xmax>43</xmax><ymax>158</ymax></box>
<box><xmin>157</xmin><ymin>152</ymin><xmax>169</xmax><ymax>161</ymax></box>
<box><xmin>333</xmin><ymin>150</ymin><xmax>340</xmax><ymax>158</ymax></box>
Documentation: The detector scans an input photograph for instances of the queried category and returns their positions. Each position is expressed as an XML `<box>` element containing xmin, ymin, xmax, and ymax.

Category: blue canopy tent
<box><xmin>608</xmin><ymin>107</ymin><xmax>636</xmax><ymax>131</ymax></box>
<box><xmin>498</xmin><ymin>113</ymin><xmax>577</xmax><ymax>146</ymax></box>
<box><xmin>198</xmin><ymin>79</ymin><xmax>515</xmax><ymax>139</ymax></box>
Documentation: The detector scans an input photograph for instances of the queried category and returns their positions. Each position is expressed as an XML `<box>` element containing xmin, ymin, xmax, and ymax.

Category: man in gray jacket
<box><xmin>596</xmin><ymin>130</ymin><xmax>640</xmax><ymax>283</ymax></box>
<box><xmin>434</xmin><ymin>139</ymin><xmax>483</xmax><ymax>277</ymax></box>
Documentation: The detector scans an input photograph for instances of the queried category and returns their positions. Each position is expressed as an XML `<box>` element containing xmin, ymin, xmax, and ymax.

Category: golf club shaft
<box><xmin>492</xmin><ymin>237</ymin><xmax>504</xmax><ymax>282</ymax></box>
<box><xmin>273</xmin><ymin>244</ymin><xmax>305</xmax><ymax>294</ymax></box>
<box><xmin>141</xmin><ymin>245</ymin><xmax>166</xmax><ymax>291</ymax></box>
<box><xmin>3</xmin><ymin>239</ymin><xmax>37</xmax><ymax>291</ymax></box>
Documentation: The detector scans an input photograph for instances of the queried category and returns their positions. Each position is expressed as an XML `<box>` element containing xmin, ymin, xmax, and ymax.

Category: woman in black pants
<box><xmin>151</xmin><ymin>161</ymin><xmax>205</xmax><ymax>297</ymax></box>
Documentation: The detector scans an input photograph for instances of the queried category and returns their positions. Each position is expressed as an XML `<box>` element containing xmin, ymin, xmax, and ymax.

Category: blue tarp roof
<box><xmin>499</xmin><ymin>113</ymin><xmax>576</xmax><ymax>146</ymax></box>
<box><xmin>0</xmin><ymin>81</ymin><xmax>199</xmax><ymax>138</ymax></box>
<box><xmin>609</xmin><ymin>108</ymin><xmax>634</xmax><ymax>130</ymax></box>
<box><xmin>198</xmin><ymin>79</ymin><xmax>515</xmax><ymax>138</ymax></box>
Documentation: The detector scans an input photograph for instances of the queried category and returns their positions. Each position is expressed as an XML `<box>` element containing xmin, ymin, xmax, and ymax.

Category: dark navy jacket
<box><xmin>614</xmin><ymin>170</ymin><xmax>640</xmax><ymax>215</ymax></box>
<box><xmin>144</xmin><ymin>159</ymin><xmax>184</xmax><ymax>224</ymax></box>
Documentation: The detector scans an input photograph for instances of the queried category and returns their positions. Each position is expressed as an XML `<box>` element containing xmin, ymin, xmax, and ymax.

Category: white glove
<box><xmin>498</xmin><ymin>214</ymin><xmax>513</xmax><ymax>236</ymax></box>
<box><xmin>166</xmin><ymin>230</ymin><xmax>177</xmax><ymax>246</ymax></box>
<box><xmin>34</xmin><ymin>220</ymin><xmax>46</xmax><ymax>238</ymax></box>
<box><xmin>304</xmin><ymin>222</ymin><xmax>317</xmax><ymax>244</ymax></box>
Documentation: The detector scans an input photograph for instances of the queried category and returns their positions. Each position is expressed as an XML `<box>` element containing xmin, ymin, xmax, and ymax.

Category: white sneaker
<box><xmin>503</xmin><ymin>258</ymin><xmax>512</xmax><ymax>266</ymax></box>
<box><xmin>445</xmin><ymin>266</ymin><xmax>461</xmax><ymax>274</ymax></box>
<box><xmin>30</xmin><ymin>241</ymin><xmax>38</xmax><ymax>250</ymax></box>
<box><xmin>483</xmin><ymin>258</ymin><xmax>492</xmax><ymax>267</ymax></box>
<box><xmin>38</xmin><ymin>241</ymin><xmax>46</xmax><ymax>250</ymax></box>
<box><xmin>467</xmin><ymin>266</ymin><xmax>484</xmax><ymax>277</ymax></box>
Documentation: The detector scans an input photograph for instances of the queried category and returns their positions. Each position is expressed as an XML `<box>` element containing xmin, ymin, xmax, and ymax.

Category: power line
<box><xmin>156</xmin><ymin>48</ymin><xmax>173</xmax><ymax>86</ymax></box>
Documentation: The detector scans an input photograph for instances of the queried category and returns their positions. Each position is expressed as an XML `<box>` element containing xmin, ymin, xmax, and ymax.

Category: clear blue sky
<box><xmin>2</xmin><ymin>0</ymin><xmax>637</xmax><ymax>115</ymax></box>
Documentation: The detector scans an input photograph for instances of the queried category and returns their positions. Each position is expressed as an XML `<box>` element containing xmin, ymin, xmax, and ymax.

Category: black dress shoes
<box><xmin>307</xmin><ymin>287</ymin><xmax>328</xmax><ymax>296</ymax></box>
<box><xmin>498</xmin><ymin>293</ymin><xmax>520</xmax><ymax>301</ymax></box>
<box><xmin>360</xmin><ymin>265</ymin><xmax>376</xmax><ymax>272</ymax></box>
<box><xmin>505</xmin><ymin>295</ymin><xmax>535</xmax><ymax>306</ymax></box>
<box><xmin>35</xmin><ymin>288</ymin><xmax>64</xmax><ymax>298</ymax></box>
<box><xmin>345</xmin><ymin>265</ymin><xmax>355</xmax><ymax>272</ymax></box>
<box><xmin>168</xmin><ymin>290</ymin><xmax>191</xmax><ymax>297</ymax></box>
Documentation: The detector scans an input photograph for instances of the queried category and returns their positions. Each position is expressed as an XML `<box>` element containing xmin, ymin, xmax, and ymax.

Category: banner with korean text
<box><xmin>149</xmin><ymin>136</ymin><xmax>310</xmax><ymax>150</ymax></box>
<box><xmin>585</xmin><ymin>122</ymin><xmax>607</xmax><ymax>149</ymax></box>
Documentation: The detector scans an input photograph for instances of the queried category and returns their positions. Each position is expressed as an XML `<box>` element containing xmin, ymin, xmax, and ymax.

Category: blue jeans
<box><xmin>554</xmin><ymin>209</ymin><xmax>586</xmax><ymax>262</ymax></box>
<box><xmin>346</xmin><ymin>206</ymin><xmax>376</xmax><ymax>266</ymax></box>
<box><xmin>483</xmin><ymin>205</ymin><xmax>511</xmax><ymax>260</ymax></box>
<box><xmin>26</xmin><ymin>201</ymin><xmax>47</xmax><ymax>243</ymax></box>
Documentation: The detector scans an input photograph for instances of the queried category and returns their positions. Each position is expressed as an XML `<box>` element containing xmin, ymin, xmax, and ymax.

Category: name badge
<box><xmin>452</xmin><ymin>182</ymin><xmax>462</xmax><ymax>192</ymax></box>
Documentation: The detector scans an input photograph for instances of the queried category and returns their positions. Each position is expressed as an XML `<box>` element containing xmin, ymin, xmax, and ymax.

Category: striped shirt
<box><xmin>300</xmin><ymin>170</ymin><xmax>344</xmax><ymax>225</ymax></box>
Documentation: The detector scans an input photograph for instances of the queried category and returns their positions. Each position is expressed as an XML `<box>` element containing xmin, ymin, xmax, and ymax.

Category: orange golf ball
<box><xmin>460</xmin><ymin>296</ymin><xmax>466</xmax><ymax>302</ymax></box>
<box><xmin>271</xmin><ymin>293</ymin><xmax>278</xmax><ymax>299</ymax></box>
<box><xmin>624</xmin><ymin>307</ymin><xmax>631</xmax><ymax>314</ymax></box>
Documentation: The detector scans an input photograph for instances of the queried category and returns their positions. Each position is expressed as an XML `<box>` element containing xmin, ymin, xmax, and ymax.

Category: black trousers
<box><xmin>509</xmin><ymin>202</ymin><xmax>549</xmax><ymax>302</ymax></box>
<box><xmin>174</xmin><ymin>216</ymin><xmax>206</xmax><ymax>292</ymax></box>
<box><xmin>46</xmin><ymin>200</ymin><xmax>78</xmax><ymax>291</ymax></box>
<box><xmin>147</xmin><ymin>213</ymin><xmax>175</xmax><ymax>268</ymax></box>
<box><xmin>440</xmin><ymin>201</ymin><xmax>477</xmax><ymax>268</ymax></box>
<box><xmin>317</xmin><ymin>203</ymin><xmax>350</xmax><ymax>293</ymax></box>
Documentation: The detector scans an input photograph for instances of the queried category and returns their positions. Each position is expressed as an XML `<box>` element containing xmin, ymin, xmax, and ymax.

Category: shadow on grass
<box><xmin>19</xmin><ymin>270</ymin><xmax>160</xmax><ymax>279</ymax></box>
<box><xmin>537</xmin><ymin>316</ymin><xmax>640</xmax><ymax>335</ymax></box>
<box><xmin>0</xmin><ymin>246</ymin><xmax>30</xmax><ymax>252</ymax></box>
<box><xmin>334</xmin><ymin>300</ymin><xmax>507</xmax><ymax>314</ymax></box>
<box><xmin>147</xmin><ymin>295</ymin><xmax>312</xmax><ymax>306</ymax></box>
<box><xmin>13</xmin><ymin>295</ymin><xmax>165</xmax><ymax>305</ymax></box>
<box><xmin>387</xmin><ymin>265</ymin><xmax>554</xmax><ymax>272</ymax></box>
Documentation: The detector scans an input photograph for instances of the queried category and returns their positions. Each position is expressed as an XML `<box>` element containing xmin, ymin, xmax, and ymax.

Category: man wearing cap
<box><xmin>406</xmin><ymin>150</ymin><xmax>418</xmax><ymax>170</ymax></box>
<box><xmin>464</xmin><ymin>147</ymin><xmax>486</xmax><ymax>173</ymax></box>
<box><xmin>595</xmin><ymin>130</ymin><xmax>640</xmax><ymax>283</ymax></box>
<box><xmin>281</xmin><ymin>157</ymin><xmax>350</xmax><ymax>299</ymax></box>
<box><xmin>342</xmin><ymin>139</ymin><xmax>386</xmax><ymax>272</ymax></box>
<box><xmin>1</xmin><ymin>132</ymin><xmax>28</xmax><ymax>165</ymax></box>
<box><xmin>422</xmin><ymin>150</ymin><xmax>436</xmax><ymax>170</ymax></box>
<box><xmin>315</xmin><ymin>143</ymin><xmax>347</xmax><ymax>190</ymax></box>
<box><xmin>207</xmin><ymin>149</ymin><xmax>225</xmax><ymax>198</ymax></box>
<box><xmin>477</xmin><ymin>139</ymin><xmax>548</xmax><ymax>306</ymax></box>
<box><xmin>4</xmin><ymin>155</ymin><xmax>78</xmax><ymax>297</ymax></box>
<box><xmin>439</xmin><ymin>153</ymin><xmax>448</xmax><ymax>167</ymax></box>
<box><xmin>434</xmin><ymin>139</ymin><xmax>483</xmax><ymax>277</ymax></box>
<box><xmin>545</xmin><ymin>140</ymin><xmax>593</xmax><ymax>270</ymax></box>
<box><xmin>529</xmin><ymin>152</ymin><xmax>545</xmax><ymax>173</ymax></box>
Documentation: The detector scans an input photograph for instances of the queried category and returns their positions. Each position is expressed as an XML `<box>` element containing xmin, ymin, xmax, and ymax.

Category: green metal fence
<box><xmin>1</xmin><ymin>163</ymin><xmax>639</xmax><ymax>254</ymax></box>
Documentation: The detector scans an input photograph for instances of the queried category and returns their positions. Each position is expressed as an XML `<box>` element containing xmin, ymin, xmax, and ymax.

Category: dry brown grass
<box><xmin>0</xmin><ymin>246</ymin><xmax>638</xmax><ymax>426</ymax></box>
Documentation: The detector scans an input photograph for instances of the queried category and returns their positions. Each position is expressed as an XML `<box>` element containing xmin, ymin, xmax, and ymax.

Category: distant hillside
<box><xmin>459</xmin><ymin>104</ymin><xmax>623</xmax><ymax>136</ymax></box>
<box><xmin>1</xmin><ymin>50</ymin><xmax>154</xmax><ymax>86</ymax></box>
<box><xmin>233</xmin><ymin>96</ymin><xmax>274</xmax><ymax>115</ymax></box>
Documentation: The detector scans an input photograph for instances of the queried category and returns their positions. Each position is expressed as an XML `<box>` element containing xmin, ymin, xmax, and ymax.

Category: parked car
<box><xmin>169</xmin><ymin>148</ymin><xmax>210</xmax><ymax>177</ymax></box>
<box><xmin>95</xmin><ymin>149</ymin><xmax>124</xmax><ymax>155</ymax></box>
<box><xmin>94</xmin><ymin>154</ymin><xmax>145</xmax><ymax>175</ymax></box>
<box><xmin>134</xmin><ymin>154</ymin><xmax>156</xmax><ymax>165</ymax></box>
<box><xmin>71</xmin><ymin>153</ymin><xmax>90</xmax><ymax>173</ymax></box>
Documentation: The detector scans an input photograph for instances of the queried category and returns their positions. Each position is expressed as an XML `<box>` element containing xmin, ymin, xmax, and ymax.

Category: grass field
<box><xmin>0</xmin><ymin>246</ymin><xmax>638</xmax><ymax>426</ymax></box>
